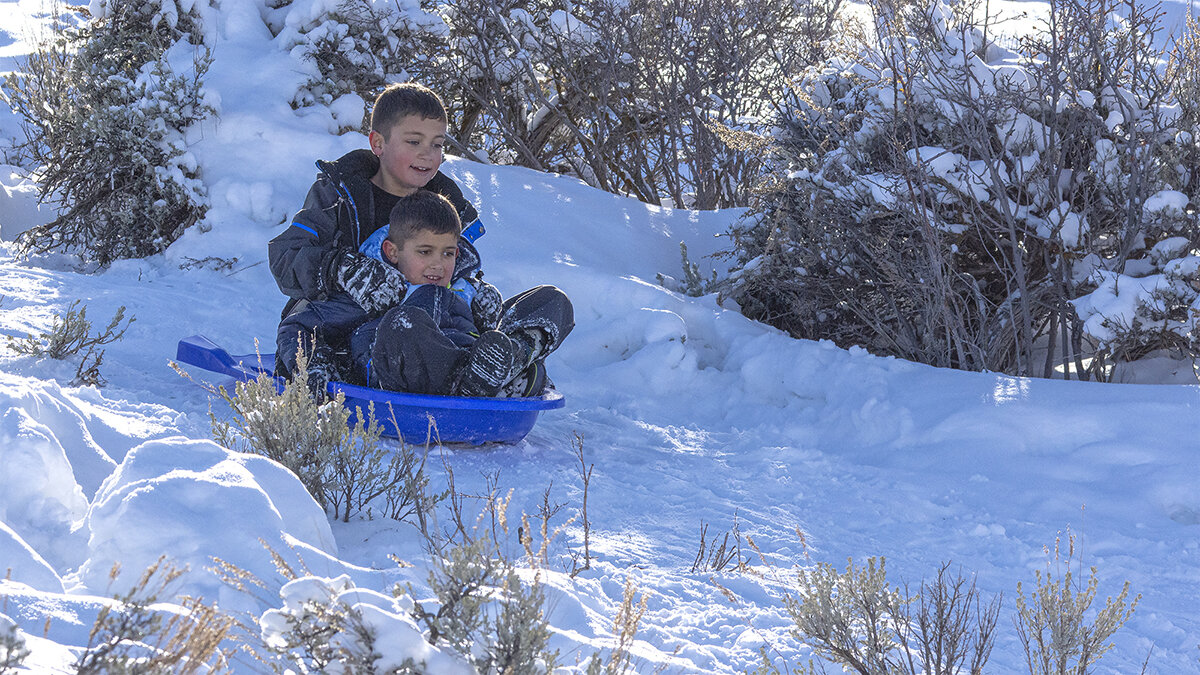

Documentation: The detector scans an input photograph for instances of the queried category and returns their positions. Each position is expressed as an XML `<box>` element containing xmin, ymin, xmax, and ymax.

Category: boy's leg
<box><xmin>276</xmin><ymin>297</ymin><xmax>366</xmax><ymax>378</ymax></box>
<box><xmin>493</xmin><ymin>285</ymin><xmax>574</xmax><ymax>396</ymax></box>
<box><xmin>401</xmin><ymin>284</ymin><xmax>449</xmax><ymax>323</ymax></box>
<box><xmin>497</xmin><ymin>285</ymin><xmax>575</xmax><ymax>361</ymax></box>
<box><xmin>404</xmin><ymin>284</ymin><xmax>476</xmax><ymax>347</ymax></box>
<box><xmin>276</xmin><ymin>299</ymin><xmax>326</xmax><ymax>378</ymax></box>
<box><xmin>347</xmin><ymin>317</ymin><xmax>382</xmax><ymax>385</ymax></box>
<box><xmin>368</xmin><ymin>306</ymin><xmax>464</xmax><ymax>395</ymax></box>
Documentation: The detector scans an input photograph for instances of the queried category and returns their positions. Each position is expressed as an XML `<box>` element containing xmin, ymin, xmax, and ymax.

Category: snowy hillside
<box><xmin>2</xmin><ymin>0</ymin><xmax>1200</xmax><ymax>672</ymax></box>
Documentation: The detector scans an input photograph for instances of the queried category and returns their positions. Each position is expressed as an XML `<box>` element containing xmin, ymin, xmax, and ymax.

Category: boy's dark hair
<box><xmin>370</xmin><ymin>82</ymin><xmax>447</xmax><ymax>138</ymax></box>
<box><xmin>388</xmin><ymin>190</ymin><xmax>462</xmax><ymax>246</ymax></box>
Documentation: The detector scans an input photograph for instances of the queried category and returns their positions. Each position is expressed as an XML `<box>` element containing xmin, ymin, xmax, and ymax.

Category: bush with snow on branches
<box><xmin>727</xmin><ymin>0</ymin><xmax>1200</xmax><ymax>379</ymax></box>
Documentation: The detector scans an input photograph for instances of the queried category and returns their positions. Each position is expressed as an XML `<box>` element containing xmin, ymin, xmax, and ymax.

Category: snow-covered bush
<box><xmin>415</xmin><ymin>514</ymin><xmax>559</xmax><ymax>673</ymax></box>
<box><xmin>266</xmin><ymin>0</ymin><xmax>832</xmax><ymax>208</ymax></box>
<box><xmin>267</xmin><ymin>0</ymin><xmax>445</xmax><ymax>131</ymax></box>
<box><xmin>257</xmin><ymin>513</ymin><xmax>559</xmax><ymax>673</ymax></box>
<box><xmin>430</xmin><ymin>0</ymin><xmax>833</xmax><ymax>209</ymax></box>
<box><xmin>727</xmin><ymin>0</ymin><xmax>1200</xmax><ymax>378</ymax></box>
<box><xmin>1169</xmin><ymin>13</ymin><xmax>1200</xmax><ymax>134</ymax></box>
<box><xmin>1</xmin><ymin>1</ymin><xmax>215</xmax><ymax>266</ymax></box>
<box><xmin>259</xmin><ymin>575</ymin><xmax>472</xmax><ymax>674</ymax></box>
<box><xmin>0</xmin><ymin>615</ymin><xmax>30</xmax><ymax>674</ymax></box>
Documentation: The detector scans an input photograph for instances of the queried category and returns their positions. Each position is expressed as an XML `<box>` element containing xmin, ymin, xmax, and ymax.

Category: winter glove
<box><xmin>470</xmin><ymin>278</ymin><xmax>503</xmax><ymax>330</ymax></box>
<box><xmin>331</xmin><ymin>249</ymin><xmax>408</xmax><ymax>316</ymax></box>
<box><xmin>301</xmin><ymin>342</ymin><xmax>343</xmax><ymax>403</ymax></box>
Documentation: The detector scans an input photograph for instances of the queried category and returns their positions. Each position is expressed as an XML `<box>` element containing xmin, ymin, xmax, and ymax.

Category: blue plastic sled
<box><xmin>175</xmin><ymin>335</ymin><xmax>564</xmax><ymax>445</ymax></box>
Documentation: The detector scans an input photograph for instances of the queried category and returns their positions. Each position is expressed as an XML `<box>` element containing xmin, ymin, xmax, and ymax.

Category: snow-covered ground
<box><xmin>2</xmin><ymin>0</ymin><xmax>1200</xmax><ymax>672</ymax></box>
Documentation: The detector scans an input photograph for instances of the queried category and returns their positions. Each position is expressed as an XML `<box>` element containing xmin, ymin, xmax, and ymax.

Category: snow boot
<box><xmin>498</xmin><ymin>361</ymin><xmax>550</xmax><ymax>398</ymax></box>
<box><xmin>452</xmin><ymin>330</ymin><xmax>527</xmax><ymax>397</ymax></box>
<box><xmin>508</xmin><ymin>327</ymin><xmax>551</xmax><ymax>365</ymax></box>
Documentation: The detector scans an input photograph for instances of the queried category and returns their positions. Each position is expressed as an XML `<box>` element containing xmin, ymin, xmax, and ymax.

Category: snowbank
<box><xmin>77</xmin><ymin>437</ymin><xmax>339</xmax><ymax>614</ymax></box>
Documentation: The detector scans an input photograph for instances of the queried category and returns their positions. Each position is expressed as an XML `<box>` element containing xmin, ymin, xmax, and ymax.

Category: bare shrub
<box><xmin>1168</xmin><ymin>13</ymin><xmax>1200</xmax><ymax>138</ymax></box>
<box><xmin>894</xmin><ymin>562</ymin><xmax>1001</xmax><ymax>675</ymax></box>
<box><xmin>2</xmin><ymin>1</ymin><xmax>214</xmax><ymax>265</ymax></box>
<box><xmin>206</xmin><ymin>354</ymin><xmax>343</xmax><ymax>507</ymax></box>
<box><xmin>1014</xmin><ymin>530</ymin><xmax>1139</xmax><ymax>675</ymax></box>
<box><xmin>583</xmin><ymin>577</ymin><xmax>649</xmax><ymax>675</ymax></box>
<box><xmin>690</xmin><ymin>512</ymin><xmax>747</xmax><ymax>574</ymax></box>
<box><xmin>74</xmin><ymin>557</ymin><xmax>233</xmax><ymax>675</ymax></box>
<box><xmin>326</xmin><ymin>403</ymin><xmax>446</xmax><ymax>527</ymax></box>
<box><xmin>7</xmin><ymin>301</ymin><xmax>133</xmax><ymax>360</ymax></box>
<box><xmin>191</xmin><ymin>351</ymin><xmax>444</xmax><ymax>524</ymax></box>
<box><xmin>781</xmin><ymin>557</ymin><xmax>998</xmax><ymax>674</ymax></box>
<box><xmin>7</xmin><ymin>300</ymin><xmax>134</xmax><ymax>387</ymax></box>
<box><xmin>570</xmin><ymin>432</ymin><xmax>594</xmax><ymax>578</ymax></box>
<box><xmin>404</xmin><ymin>0</ymin><xmax>839</xmax><ymax>208</ymax></box>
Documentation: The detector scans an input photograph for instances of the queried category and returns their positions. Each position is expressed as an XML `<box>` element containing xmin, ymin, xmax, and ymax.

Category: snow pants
<box><xmin>354</xmin><ymin>284</ymin><xmax>574</xmax><ymax>396</ymax></box>
<box><xmin>275</xmin><ymin>293</ymin><xmax>367</xmax><ymax>379</ymax></box>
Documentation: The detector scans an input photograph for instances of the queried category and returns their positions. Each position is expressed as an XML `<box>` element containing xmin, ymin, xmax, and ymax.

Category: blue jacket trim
<box><xmin>292</xmin><ymin>222</ymin><xmax>318</xmax><ymax>237</ymax></box>
<box><xmin>334</xmin><ymin>179</ymin><xmax>361</xmax><ymax>242</ymax></box>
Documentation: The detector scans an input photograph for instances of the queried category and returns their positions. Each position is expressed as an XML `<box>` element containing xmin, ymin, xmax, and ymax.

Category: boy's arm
<box><xmin>269</xmin><ymin>179</ymin><xmax>343</xmax><ymax>300</ymax></box>
<box><xmin>269</xmin><ymin>179</ymin><xmax>407</xmax><ymax>315</ymax></box>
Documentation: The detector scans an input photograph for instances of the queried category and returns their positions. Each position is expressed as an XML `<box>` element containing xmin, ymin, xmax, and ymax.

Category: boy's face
<box><xmin>382</xmin><ymin>230</ymin><xmax>460</xmax><ymax>287</ymax></box>
<box><xmin>369</xmin><ymin>114</ymin><xmax>446</xmax><ymax>196</ymax></box>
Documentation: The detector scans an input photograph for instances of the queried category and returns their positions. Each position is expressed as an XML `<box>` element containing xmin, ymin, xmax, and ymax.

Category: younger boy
<box><xmin>349</xmin><ymin>190</ymin><xmax>574</xmax><ymax>398</ymax></box>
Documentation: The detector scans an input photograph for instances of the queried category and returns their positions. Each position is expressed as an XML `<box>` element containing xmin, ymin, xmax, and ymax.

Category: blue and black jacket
<box><xmin>268</xmin><ymin>149</ymin><xmax>484</xmax><ymax>319</ymax></box>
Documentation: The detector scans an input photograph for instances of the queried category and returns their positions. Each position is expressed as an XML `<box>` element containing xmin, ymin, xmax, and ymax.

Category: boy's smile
<box><xmin>369</xmin><ymin>114</ymin><xmax>446</xmax><ymax>196</ymax></box>
<box><xmin>383</xmin><ymin>230</ymin><xmax>460</xmax><ymax>287</ymax></box>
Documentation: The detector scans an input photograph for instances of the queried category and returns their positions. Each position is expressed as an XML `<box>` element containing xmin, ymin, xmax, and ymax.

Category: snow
<box><xmin>1</xmin><ymin>0</ymin><xmax>1199</xmax><ymax>673</ymax></box>
<box><xmin>1145</xmin><ymin>189</ymin><xmax>1190</xmax><ymax>215</ymax></box>
<box><xmin>261</xmin><ymin>575</ymin><xmax>474</xmax><ymax>673</ymax></box>
<box><xmin>77</xmin><ymin>437</ymin><xmax>341</xmax><ymax>613</ymax></box>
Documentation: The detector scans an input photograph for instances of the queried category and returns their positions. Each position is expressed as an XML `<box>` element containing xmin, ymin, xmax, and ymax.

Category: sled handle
<box><xmin>176</xmin><ymin>335</ymin><xmax>272</xmax><ymax>382</ymax></box>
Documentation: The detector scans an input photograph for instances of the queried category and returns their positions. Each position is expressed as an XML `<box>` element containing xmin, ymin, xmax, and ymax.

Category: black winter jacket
<box><xmin>268</xmin><ymin>149</ymin><xmax>483</xmax><ymax>317</ymax></box>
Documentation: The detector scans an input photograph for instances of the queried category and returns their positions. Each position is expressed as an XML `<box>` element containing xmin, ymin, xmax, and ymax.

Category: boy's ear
<box><xmin>368</xmin><ymin>130</ymin><xmax>385</xmax><ymax>156</ymax></box>
<box><xmin>381</xmin><ymin>238</ymin><xmax>401</xmax><ymax>265</ymax></box>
